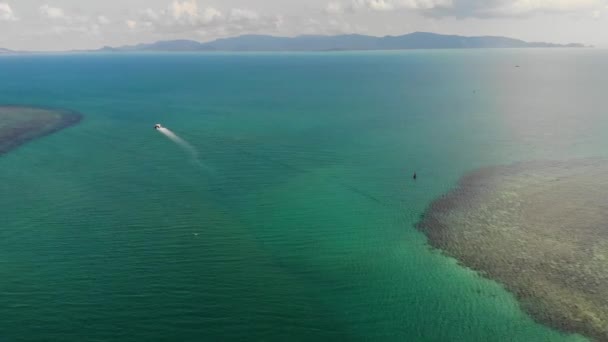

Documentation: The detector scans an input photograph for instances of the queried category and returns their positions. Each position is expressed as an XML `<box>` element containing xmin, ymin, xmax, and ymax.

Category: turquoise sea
<box><xmin>1</xmin><ymin>50</ymin><xmax>607</xmax><ymax>341</ymax></box>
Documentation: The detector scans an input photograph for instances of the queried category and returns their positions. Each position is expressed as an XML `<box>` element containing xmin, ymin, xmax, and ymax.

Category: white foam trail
<box><xmin>157</xmin><ymin>127</ymin><xmax>206</xmax><ymax>169</ymax></box>
<box><xmin>158</xmin><ymin>127</ymin><xmax>197</xmax><ymax>156</ymax></box>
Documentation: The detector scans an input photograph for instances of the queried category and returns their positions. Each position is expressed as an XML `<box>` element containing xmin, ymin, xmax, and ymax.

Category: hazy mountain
<box><xmin>101</xmin><ymin>32</ymin><xmax>586</xmax><ymax>52</ymax></box>
<box><xmin>101</xmin><ymin>39</ymin><xmax>204</xmax><ymax>52</ymax></box>
<box><xmin>0</xmin><ymin>48</ymin><xmax>15</xmax><ymax>54</ymax></box>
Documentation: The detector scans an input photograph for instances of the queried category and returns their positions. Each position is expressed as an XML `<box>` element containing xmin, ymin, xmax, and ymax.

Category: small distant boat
<box><xmin>154</xmin><ymin>124</ymin><xmax>163</xmax><ymax>130</ymax></box>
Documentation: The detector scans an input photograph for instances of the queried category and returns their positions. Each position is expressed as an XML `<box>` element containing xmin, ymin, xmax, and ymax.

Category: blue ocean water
<box><xmin>1</xmin><ymin>50</ymin><xmax>607</xmax><ymax>341</ymax></box>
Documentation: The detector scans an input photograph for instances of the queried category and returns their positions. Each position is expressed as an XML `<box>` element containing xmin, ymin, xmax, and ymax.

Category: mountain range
<box><xmin>100</xmin><ymin>32</ymin><xmax>586</xmax><ymax>52</ymax></box>
<box><xmin>0</xmin><ymin>32</ymin><xmax>588</xmax><ymax>54</ymax></box>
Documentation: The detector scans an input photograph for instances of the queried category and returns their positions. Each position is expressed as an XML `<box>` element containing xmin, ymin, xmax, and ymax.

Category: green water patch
<box><xmin>0</xmin><ymin>105</ymin><xmax>82</xmax><ymax>155</ymax></box>
<box><xmin>417</xmin><ymin>159</ymin><xmax>608</xmax><ymax>341</ymax></box>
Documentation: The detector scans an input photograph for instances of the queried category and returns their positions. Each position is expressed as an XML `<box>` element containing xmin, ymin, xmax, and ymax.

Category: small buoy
<box><xmin>413</xmin><ymin>172</ymin><xmax>417</xmax><ymax>180</ymax></box>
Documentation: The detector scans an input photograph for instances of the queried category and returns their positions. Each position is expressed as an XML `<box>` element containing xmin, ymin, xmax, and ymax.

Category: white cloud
<box><xmin>50</xmin><ymin>24</ymin><xmax>94</xmax><ymax>35</ymax></box>
<box><xmin>143</xmin><ymin>8</ymin><xmax>160</xmax><ymax>21</ymax></box>
<box><xmin>0</xmin><ymin>2</ymin><xmax>17</xmax><ymax>21</ymax></box>
<box><xmin>230</xmin><ymin>8</ymin><xmax>259</xmax><ymax>22</ymax></box>
<box><xmin>34</xmin><ymin>5</ymin><xmax>105</xmax><ymax>40</ymax></box>
<box><xmin>156</xmin><ymin>0</ymin><xmax>223</xmax><ymax>26</ymax></box>
<box><xmin>90</xmin><ymin>23</ymin><xmax>101</xmax><ymax>35</ymax></box>
<box><xmin>170</xmin><ymin>0</ymin><xmax>198</xmax><ymax>20</ymax></box>
<box><xmin>329</xmin><ymin>0</ymin><xmax>453</xmax><ymax>14</ymax></box>
<box><xmin>134</xmin><ymin>1</ymin><xmax>280</xmax><ymax>38</ymax></box>
<box><xmin>126</xmin><ymin>20</ymin><xmax>137</xmax><ymax>29</ymax></box>
<box><xmin>486</xmin><ymin>0</ymin><xmax>604</xmax><ymax>16</ymax></box>
<box><xmin>326</xmin><ymin>2</ymin><xmax>345</xmax><ymax>14</ymax></box>
<box><xmin>40</xmin><ymin>4</ymin><xmax>66</xmax><ymax>19</ymax></box>
<box><xmin>353</xmin><ymin>0</ymin><xmax>395</xmax><ymax>11</ymax></box>
<box><xmin>97</xmin><ymin>15</ymin><xmax>110</xmax><ymax>25</ymax></box>
<box><xmin>425</xmin><ymin>0</ymin><xmax>607</xmax><ymax>17</ymax></box>
<box><xmin>274</xmin><ymin>14</ymin><xmax>285</xmax><ymax>29</ymax></box>
<box><xmin>200</xmin><ymin>7</ymin><xmax>222</xmax><ymax>23</ymax></box>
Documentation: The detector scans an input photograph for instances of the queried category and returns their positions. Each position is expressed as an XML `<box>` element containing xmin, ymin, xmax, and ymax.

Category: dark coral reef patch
<box><xmin>418</xmin><ymin>160</ymin><xmax>608</xmax><ymax>341</ymax></box>
<box><xmin>0</xmin><ymin>105</ymin><xmax>82</xmax><ymax>155</ymax></box>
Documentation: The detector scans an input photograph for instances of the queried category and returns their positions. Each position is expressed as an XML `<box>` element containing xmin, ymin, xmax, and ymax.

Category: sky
<box><xmin>0</xmin><ymin>0</ymin><xmax>607</xmax><ymax>51</ymax></box>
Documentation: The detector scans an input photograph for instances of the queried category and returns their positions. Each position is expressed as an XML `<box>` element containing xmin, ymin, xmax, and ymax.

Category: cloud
<box><xmin>141</xmin><ymin>1</ymin><xmax>223</xmax><ymax>29</ymax></box>
<box><xmin>40</xmin><ymin>4</ymin><xmax>66</xmax><ymax>20</ymax></box>
<box><xmin>168</xmin><ymin>0</ymin><xmax>221</xmax><ymax>25</ymax></box>
<box><xmin>126</xmin><ymin>20</ymin><xmax>137</xmax><ymax>29</ymax></box>
<box><xmin>137</xmin><ymin>1</ymin><xmax>281</xmax><ymax>38</ymax></box>
<box><xmin>199</xmin><ymin>7</ymin><xmax>222</xmax><ymax>24</ymax></box>
<box><xmin>327</xmin><ymin>0</ymin><xmax>607</xmax><ymax>17</ymax></box>
<box><xmin>426</xmin><ymin>0</ymin><xmax>607</xmax><ymax>18</ymax></box>
<box><xmin>170</xmin><ymin>0</ymin><xmax>198</xmax><ymax>20</ymax></box>
<box><xmin>326</xmin><ymin>2</ymin><xmax>345</xmax><ymax>14</ymax></box>
<box><xmin>353</xmin><ymin>0</ymin><xmax>396</xmax><ymax>11</ymax></box>
<box><xmin>97</xmin><ymin>15</ymin><xmax>110</xmax><ymax>25</ymax></box>
<box><xmin>38</xmin><ymin>4</ymin><xmax>95</xmax><ymax>29</ymax></box>
<box><xmin>34</xmin><ymin>5</ymin><xmax>107</xmax><ymax>40</ymax></box>
<box><xmin>327</xmin><ymin>0</ymin><xmax>453</xmax><ymax>13</ymax></box>
<box><xmin>229</xmin><ymin>8</ymin><xmax>259</xmax><ymax>22</ymax></box>
<box><xmin>484</xmin><ymin>0</ymin><xmax>603</xmax><ymax>16</ymax></box>
<box><xmin>143</xmin><ymin>8</ymin><xmax>160</xmax><ymax>21</ymax></box>
<box><xmin>0</xmin><ymin>2</ymin><xmax>17</xmax><ymax>21</ymax></box>
<box><xmin>49</xmin><ymin>24</ymin><xmax>100</xmax><ymax>36</ymax></box>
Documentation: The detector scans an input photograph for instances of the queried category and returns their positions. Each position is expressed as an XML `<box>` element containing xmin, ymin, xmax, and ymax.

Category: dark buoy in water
<box><xmin>413</xmin><ymin>172</ymin><xmax>417</xmax><ymax>180</ymax></box>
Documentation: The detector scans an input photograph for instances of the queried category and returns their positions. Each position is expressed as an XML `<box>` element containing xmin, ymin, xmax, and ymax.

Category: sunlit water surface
<box><xmin>1</xmin><ymin>50</ymin><xmax>607</xmax><ymax>341</ymax></box>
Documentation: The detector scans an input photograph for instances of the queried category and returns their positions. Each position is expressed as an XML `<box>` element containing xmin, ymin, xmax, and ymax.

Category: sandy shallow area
<box><xmin>418</xmin><ymin>160</ymin><xmax>608</xmax><ymax>341</ymax></box>
<box><xmin>0</xmin><ymin>106</ymin><xmax>81</xmax><ymax>155</ymax></box>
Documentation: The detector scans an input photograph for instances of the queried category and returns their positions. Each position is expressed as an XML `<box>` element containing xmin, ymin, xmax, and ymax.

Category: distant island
<box><xmin>98</xmin><ymin>32</ymin><xmax>587</xmax><ymax>52</ymax></box>
<box><xmin>0</xmin><ymin>32</ymin><xmax>588</xmax><ymax>54</ymax></box>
